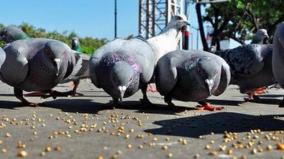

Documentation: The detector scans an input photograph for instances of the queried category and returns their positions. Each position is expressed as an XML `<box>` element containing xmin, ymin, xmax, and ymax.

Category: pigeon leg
<box><xmin>14</xmin><ymin>88</ymin><xmax>38</xmax><ymax>106</ymax></box>
<box><xmin>141</xmin><ymin>83</ymin><xmax>152</xmax><ymax>105</ymax></box>
<box><xmin>147</xmin><ymin>84</ymin><xmax>157</xmax><ymax>92</ymax></box>
<box><xmin>196</xmin><ymin>101</ymin><xmax>224</xmax><ymax>111</ymax></box>
<box><xmin>71</xmin><ymin>80</ymin><xmax>84</xmax><ymax>96</ymax></box>
<box><xmin>165</xmin><ymin>95</ymin><xmax>175</xmax><ymax>107</ymax></box>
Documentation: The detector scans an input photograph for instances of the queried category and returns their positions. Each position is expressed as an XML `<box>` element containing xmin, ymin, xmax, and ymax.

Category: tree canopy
<box><xmin>196</xmin><ymin>0</ymin><xmax>284</xmax><ymax>51</ymax></box>
<box><xmin>0</xmin><ymin>23</ymin><xmax>107</xmax><ymax>54</ymax></box>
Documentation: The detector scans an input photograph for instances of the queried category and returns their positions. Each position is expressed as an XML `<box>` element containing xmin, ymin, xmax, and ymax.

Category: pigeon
<box><xmin>71</xmin><ymin>37</ymin><xmax>82</xmax><ymax>52</ymax></box>
<box><xmin>89</xmin><ymin>15</ymin><xmax>189</xmax><ymax>104</ymax></box>
<box><xmin>62</xmin><ymin>37</ymin><xmax>89</xmax><ymax>96</ymax></box>
<box><xmin>215</xmin><ymin>44</ymin><xmax>275</xmax><ymax>101</ymax></box>
<box><xmin>155</xmin><ymin>50</ymin><xmax>230</xmax><ymax>111</ymax></box>
<box><xmin>272</xmin><ymin>22</ymin><xmax>284</xmax><ymax>107</ymax></box>
<box><xmin>0</xmin><ymin>26</ymin><xmax>90</xmax><ymax>97</ymax></box>
<box><xmin>248</xmin><ymin>29</ymin><xmax>270</xmax><ymax>97</ymax></box>
<box><xmin>0</xmin><ymin>38</ymin><xmax>78</xmax><ymax>106</ymax></box>
<box><xmin>251</xmin><ymin>29</ymin><xmax>269</xmax><ymax>44</ymax></box>
<box><xmin>0</xmin><ymin>25</ymin><xmax>29</xmax><ymax>43</ymax></box>
<box><xmin>60</xmin><ymin>52</ymin><xmax>89</xmax><ymax>96</ymax></box>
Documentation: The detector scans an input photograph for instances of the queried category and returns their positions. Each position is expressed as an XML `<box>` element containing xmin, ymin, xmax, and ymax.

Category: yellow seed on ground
<box><xmin>5</xmin><ymin>132</ymin><xmax>11</xmax><ymax>138</ymax></box>
<box><xmin>165</xmin><ymin>137</ymin><xmax>170</xmax><ymax>141</ymax></box>
<box><xmin>194</xmin><ymin>154</ymin><xmax>200</xmax><ymax>158</ymax></box>
<box><xmin>97</xmin><ymin>155</ymin><xmax>104</xmax><ymax>159</ymax></box>
<box><xmin>45</xmin><ymin>146</ymin><xmax>52</xmax><ymax>152</ymax></box>
<box><xmin>182</xmin><ymin>140</ymin><xmax>187</xmax><ymax>145</ymax></box>
<box><xmin>17</xmin><ymin>141</ymin><xmax>26</xmax><ymax>149</ymax></box>
<box><xmin>2</xmin><ymin>148</ymin><xmax>7</xmax><ymax>153</ymax></box>
<box><xmin>17</xmin><ymin>150</ymin><xmax>28</xmax><ymax>157</ymax></box>
<box><xmin>40</xmin><ymin>152</ymin><xmax>46</xmax><ymax>156</ymax></box>
<box><xmin>208</xmin><ymin>151</ymin><xmax>218</xmax><ymax>156</ymax></box>
<box><xmin>227</xmin><ymin>149</ymin><xmax>233</xmax><ymax>155</ymax></box>
<box><xmin>0</xmin><ymin>140</ymin><xmax>3</xmax><ymax>144</ymax></box>
<box><xmin>138</xmin><ymin>145</ymin><xmax>143</xmax><ymax>149</ymax></box>
<box><xmin>54</xmin><ymin>146</ymin><xmax>62</xmax><ymax>151</ymax></box>
<box><xmin>127</xmin><ymin>144</ymin><xmax>132</xmax><ymax>149</ymax></box>
<box><xmin>205</xmin><ymin>144</ymin><xmax>211</xmax><ymax>150</ymax></box>
<box><xmin>277</xmin><ymin>143</ymin><xmax>284</xmax><ymax>150</ymax></box>
<box><xmin>267</xmin><ymin>145</ymin><xmax>273</xmax><ymax>151</ymax></box>
<box><xmin>162</xmin><ymin>145</ymin><xmax>168</xmax><ymax>150</ymax></box>
<box><xmin>210</xmin><ymin>140</ymin><xmax>215</xmax><ymax>144</ymax></box>
<box><xmin>251</xmin><ymin>148</ymin><xmax>258</xmax><ymax>154</ymax></box>
<box><xmin>167</xmin><ymin>153</ymin><xmax>173</xmax><ymax>158</ymax></box>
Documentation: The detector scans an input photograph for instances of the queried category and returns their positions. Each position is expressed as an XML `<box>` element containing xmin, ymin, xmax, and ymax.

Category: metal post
<box><xmin>114</xmin><ymin>0</ymin><xmax>118</xmax><ymax>39</ymax></box>
<box><xmin>197</xmin><ymin>28</ymin><xmax>199</xmax><ymax>49</ymax></box>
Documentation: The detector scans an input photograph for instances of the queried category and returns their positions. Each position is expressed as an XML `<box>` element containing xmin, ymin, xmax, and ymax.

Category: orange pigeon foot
<box><xmin>196</xmin><ymin>102</ymin><xmax>224</xmax><ymax>111</ymax></box>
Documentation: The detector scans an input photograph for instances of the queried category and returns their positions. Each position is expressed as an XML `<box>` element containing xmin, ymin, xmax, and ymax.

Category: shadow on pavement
<box><xmin>145</xmin><ymin>112</ymin><xmax>284</xmax><ymax>138</ymax></box>
<box><xmin>40</xmin><ymin>99</ymin><xmax>196</xmax><ymax>115</ymax></box>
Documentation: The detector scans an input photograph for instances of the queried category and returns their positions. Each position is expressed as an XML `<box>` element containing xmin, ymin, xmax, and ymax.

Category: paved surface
<box><xmin>0</xmin><ymin>80</ymin><xmax>283</xmax><ymax>159</ymax></box>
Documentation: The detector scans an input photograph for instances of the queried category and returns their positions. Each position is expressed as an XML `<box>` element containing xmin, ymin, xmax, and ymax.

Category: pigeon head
<box><xmin>274</xmin><ymin>22</ymin><xmax>284</xmax><ymax>48</ymax></box>
<box><xmin>0</xmin><ymin>26</ymin><xmax>29</xmax><ymax>43</ymax></box>
<box><xmin>167</xmin><ymin>15</ymin><xmax>190</xmax><ymax>32</ymax></box>
<box><xmin>111</xmin><ymin>61</ymin><xmax>135</xmax><ymax>101</ymax></box>
<box><xmin>71</xmin><ymin>37</ymin><xmax>81</xmax><ymax>51</ymax></box>
<box><xmin>255</xmin><ymin>29</ymin><xmax>269</xmax><ymax>43</ymax></box>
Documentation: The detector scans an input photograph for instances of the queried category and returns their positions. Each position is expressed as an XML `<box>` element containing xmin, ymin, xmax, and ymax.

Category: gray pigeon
<box><xmin>60</xmin><ymin>52</ymin><xmax>89</xmax><ymax>95</ymax></box>
<box><xmin>272</xmin><ymin>22</ymin><xmax>284</xmax><ymax>107</ymax></box>
<box><xmin>89</xmin><ymin>15</ymin><xmax>189</xmax><ymax>104</ymax></box>
<box><xmin>0</xmin><ymin>38</ymin><xmax>77</xmax><ymax>106</ymax></box>
<box><xmin>0</xmin><ymin>25</ymin><xmax>29</xmax><ymax>43</ymax></box>
<box><xmin>60</xmin><ymin>37</ymin><xmax>89</xmax><ymax>96</ymax></box>
<box><xmin>215</xmin><ymin>44</ymin><xmax>275</xmax><ymax>100</ymax></box>
<box><xmin>0</xmin><ymin>26</ymin><xmax>90</xmax><ymax>97</ymax></box>
<box><xmin>155</xmin><ymin>50</ymin><xmax>230</xmax><ymax>110</ymax></box>
<box><xmin>251</xmin><ymin>29</ymin><xmax>269</xmax><ymax>44</ymax></box>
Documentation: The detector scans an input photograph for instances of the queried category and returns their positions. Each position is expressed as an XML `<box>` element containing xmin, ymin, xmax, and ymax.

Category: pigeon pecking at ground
<box><xmin>89</xmin><ymin>15</ymin><xmax>189</xmax><ymax>105</ymax></box>
<box><xmin>0</xmin><ymin>38</ymin><xmax>82</xmax><ymax>106</ymax></box>
<box><xmin>155</xmin><ymin>50</ymin><xmax>230</xmax><ymax>111</ymax></box>
<box><xmin>0</xmin><ymin>26</ymin><xmax>90</xmax><ymax>98</ymax></box>
<box><xmin>272</xmin><ymin>22</ymin><xmax>284</xmax><ymax>107</ymax></box>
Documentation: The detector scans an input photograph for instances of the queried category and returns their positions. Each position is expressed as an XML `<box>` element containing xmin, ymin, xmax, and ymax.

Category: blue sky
<box><xmin>0</xmin><ymin>0</ymin><xmax>138</xmax><ymax>39</ymax></box>
<box><xmin>0</xmin><ymin>0</ymin><xmax>239</xmax><ymax>49</ymax></box>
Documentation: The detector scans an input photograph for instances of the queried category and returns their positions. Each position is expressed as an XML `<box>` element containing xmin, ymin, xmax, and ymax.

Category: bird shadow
<box><xmin>40</xmin><ymin>99</ymin><xmax>196</xmax><ymax>115</ymax></box>
<box><xmin>0</xmin><ymin>101</ymin><xmax>24</xmax><ymax>109</ymax></box>
<box><xmin>145</xmin><ymin>112</ymin><xmax>284</xmax><ymax>138</ymax></box>
<box><xmin>248</xmin><ymin>96</ymin><xmax>283</xmax><ymax>105</ymax></box>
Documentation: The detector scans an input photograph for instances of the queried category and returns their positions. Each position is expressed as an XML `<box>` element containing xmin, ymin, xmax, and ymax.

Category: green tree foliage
<box><xmin>0</xmin><ymin>23</ymin><xmax>107</xmax><ymax>54</ymax></box>
<box><xmin>196</xmin><ymin>0</ymin><xmax>284</xmax><ymax>51</ymax></box>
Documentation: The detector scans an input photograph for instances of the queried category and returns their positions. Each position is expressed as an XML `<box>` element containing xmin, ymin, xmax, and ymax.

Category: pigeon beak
<box><xmin>54</xmin><ymin>58</ymin><xmax>61</xmax><ymax>76</ymax></box>
<box><xmin>118</xmin><ymin>85</ymin><xmax>127</xmax><ymax>101</ymax></box>
<box><xmin>205</xmin><ymin>79</ymin><xmax>214</xmax><ymax>95</ymax></box>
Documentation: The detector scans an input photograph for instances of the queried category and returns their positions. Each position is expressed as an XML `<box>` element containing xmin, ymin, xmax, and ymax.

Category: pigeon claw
<box><xmin>196</xmin><ymin>102</ymin><xmax>224</xmax><ymax>111</ymax></box>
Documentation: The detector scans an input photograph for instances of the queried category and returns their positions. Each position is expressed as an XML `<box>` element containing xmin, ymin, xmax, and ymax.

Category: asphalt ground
<box><xmin>0</xmin><ymin>80</ymin><xmax>283</xmax><ymax>159</ymax></box>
